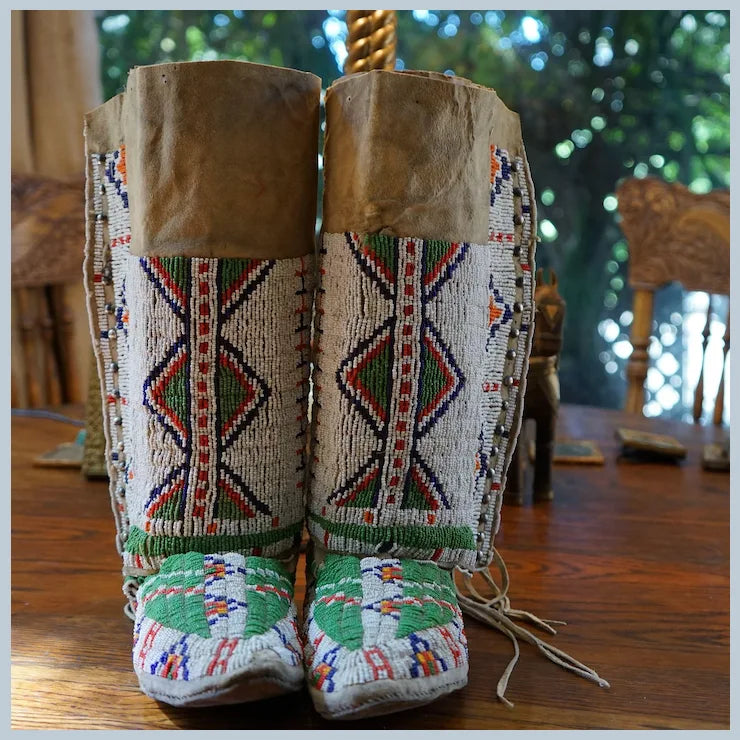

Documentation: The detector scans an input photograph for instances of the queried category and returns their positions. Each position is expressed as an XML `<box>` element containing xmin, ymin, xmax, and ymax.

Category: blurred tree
<box><xmin>96</xmin><ymin>9</ymin><xmax>730</xmax><ymax>417</ymax></box>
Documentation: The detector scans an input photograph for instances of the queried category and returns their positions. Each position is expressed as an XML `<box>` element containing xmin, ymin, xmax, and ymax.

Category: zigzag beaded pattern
<box><xmin>87</xmin><ymin>147</ymin><xmax>313</xmax><ymax>583</ymax></box>
<box><xmin>133</xmin><ymin>552</ymin><xmax>302</xmax><ymax>682</ymax></box>
<box><xmin>310</xmin><ymin>233</ymin><xmax>485</xmax><ymax>564</ymax></box>
<box><xmin>123</xmin><ymin>254</ymin><xmax>311</xmax><ymax>573</ymax></box>
<box><xmin>304</xmin><ymin>555</ymin><xmax>468</xmax><ymax>694</ymax></box>
<box><xmin>309</xmin><ymin>145</ymin><xmax>535</xmax><ymax>570</ymax></box>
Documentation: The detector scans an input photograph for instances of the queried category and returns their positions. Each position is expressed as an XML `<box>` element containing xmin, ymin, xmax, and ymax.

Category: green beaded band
<box><xmin>125</xmin><ymin>522</ymin><xmax>303</xmax><ymax>557</ymax></box>
<box><xmin>308</xmin><ymin>513</ymin><xmax>475</xmax><ymax>555</ymax></box>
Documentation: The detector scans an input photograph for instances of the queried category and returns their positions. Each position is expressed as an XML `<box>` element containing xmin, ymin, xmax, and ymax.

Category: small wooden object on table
<box><xmin>505</xmin><ymin>269</ymin><xmax>565</xmax><ymax>505</ymax></box>
<box><xmin>33</xmin><ymin>431</ymin><xmax>84</xmax><ymax>468</ymax></box>
<box><xmin>616</xmin><ymin>427</ymin><xmax>687</xmax><ymax>461</ymax></box>
<box><xmin>529</xmin><ymin>438</ymin><xmax>604</xmax><ymax>465</ymax></box>
<box><xmin>702</xmin><ymin>437</ymin><xmax>730</xmax><ymax>472</ymax></box>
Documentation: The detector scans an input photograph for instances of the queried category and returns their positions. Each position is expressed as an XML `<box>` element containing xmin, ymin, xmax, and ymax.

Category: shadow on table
<box><xmin>615</xmin><ymin>451</ymin><xmax>684</xmax><ymax>466</ymax></box>
<box><xmin>156</xmin><ymin>685</ymin><xmax>467</xmax><ymax>730</ymax></box>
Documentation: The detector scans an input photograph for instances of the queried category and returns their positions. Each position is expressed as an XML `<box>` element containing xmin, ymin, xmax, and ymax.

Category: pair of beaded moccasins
<box><xmin>85</xmin><ymin>60</ymin><xmax>537</xmax><ymax>719</ymax></box>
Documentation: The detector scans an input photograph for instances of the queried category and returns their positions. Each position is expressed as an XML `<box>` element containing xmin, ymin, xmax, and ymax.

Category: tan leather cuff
<box><xmin>322</xmin><ymin>69</ymin><xmax>524</xmax><ymax>243</ymax></box>
<box><xmin>84</xmin><ymin>60</ymin><xmax>321</xmax><ymax>259</ymax></box>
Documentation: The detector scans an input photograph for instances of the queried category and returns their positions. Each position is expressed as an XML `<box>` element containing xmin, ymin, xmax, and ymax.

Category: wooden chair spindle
<box><xmin>693</xmin><ymin>296</ymin><xmax>713</xmax><ymax>423</ymax></box>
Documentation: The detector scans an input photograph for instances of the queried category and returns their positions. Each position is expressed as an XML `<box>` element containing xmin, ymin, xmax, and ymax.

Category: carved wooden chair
<box><xmin>617</xmin><ymin>177</ymin><xmax>730</xmax><ymax>424</ymax></box>
<box><xmin>11</xmin><ymin>172</ymin><xmax>87</xmax><ymax>408</ymax></box>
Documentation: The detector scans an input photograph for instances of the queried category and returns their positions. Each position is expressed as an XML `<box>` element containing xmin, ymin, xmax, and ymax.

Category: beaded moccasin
<box><xmin>303</xmin><ymin>552</ymin><xmax>468</xmax><ymax>719</ymax></box>
<box><xmin>305</xmin><ymin>70</ymin><xmax>537</xmax><ymax>719</ymax></box>
<box><xmin>83</xmin><ymin>61</ymin><xmax>319</xmax><ymax>706</ymax></box>
<box><xmin>133</xmin><ymin>552</ymin><xmax>303</xmax><ymax>706</ymax></box>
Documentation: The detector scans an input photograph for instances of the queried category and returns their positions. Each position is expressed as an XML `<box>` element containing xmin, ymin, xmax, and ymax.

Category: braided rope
<box><xmin>344</xmin><ymin>10</ymin><xmax>397</xmax><ymax>74</ymax></box>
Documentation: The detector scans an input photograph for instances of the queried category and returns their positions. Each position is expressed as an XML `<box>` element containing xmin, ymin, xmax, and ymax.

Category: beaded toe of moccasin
<box><xmin>132</xmin><ymin>552</ymin><xmax>304</xmax><ymax>707</ymax></box>
<box><xmin>303</xmin><ymin>553</ymin><xmax>469</xmax><ymax>720</ymax></box>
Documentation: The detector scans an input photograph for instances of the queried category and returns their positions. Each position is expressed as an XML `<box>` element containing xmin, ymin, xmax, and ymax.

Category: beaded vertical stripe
<box><xmin>309</xmin><ymin>146</ymin><xmax>535</xmax><ymax>570</ymax></box>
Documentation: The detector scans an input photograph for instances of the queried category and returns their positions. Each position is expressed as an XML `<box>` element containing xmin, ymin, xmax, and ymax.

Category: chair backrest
<box><xmin>617</xmin><ymin>177</ymin><xmax>729</xmax><ymax>294</ymax></box>
<box><xmin>11</xmin><ymin>172</ymin><xmax>87</xmax><ymax>407</ymax></box>
<box><xmin>616</xmin><ymin>176</ymin><xmax>730</xmax><ymax>424</ymax></box>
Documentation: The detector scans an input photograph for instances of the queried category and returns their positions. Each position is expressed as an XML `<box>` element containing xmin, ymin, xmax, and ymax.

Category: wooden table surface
<box><xmin>11</xmin><ymin>404</ymin><xmax>729</xmax><ymax>730</ymax></box>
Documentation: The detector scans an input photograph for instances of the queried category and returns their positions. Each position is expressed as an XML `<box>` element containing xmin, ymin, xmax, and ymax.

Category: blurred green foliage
<box><xmin>96</xmin><ymin>9</ymin><xmax>729</xmax><ymax>411</ymax></box>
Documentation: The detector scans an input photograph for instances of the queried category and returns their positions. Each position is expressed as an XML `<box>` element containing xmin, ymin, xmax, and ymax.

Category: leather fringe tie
<box><xmin>454</xmin><ymin>548</ymin><xmax>610</xmax><ymax>707</ymax></box>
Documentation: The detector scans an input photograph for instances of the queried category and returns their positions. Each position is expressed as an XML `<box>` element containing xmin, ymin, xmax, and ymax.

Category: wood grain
<box><xmin>11</xmin><ymin>405</ymin><xmax>728</xmax><ymax>729</ymax></box>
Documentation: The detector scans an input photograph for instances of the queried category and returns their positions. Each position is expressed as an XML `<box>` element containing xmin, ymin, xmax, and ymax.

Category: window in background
<box><xmin>96</xmin><ymin>9</ymin><xmax>730</xmax><ymax>423</ymax></box>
